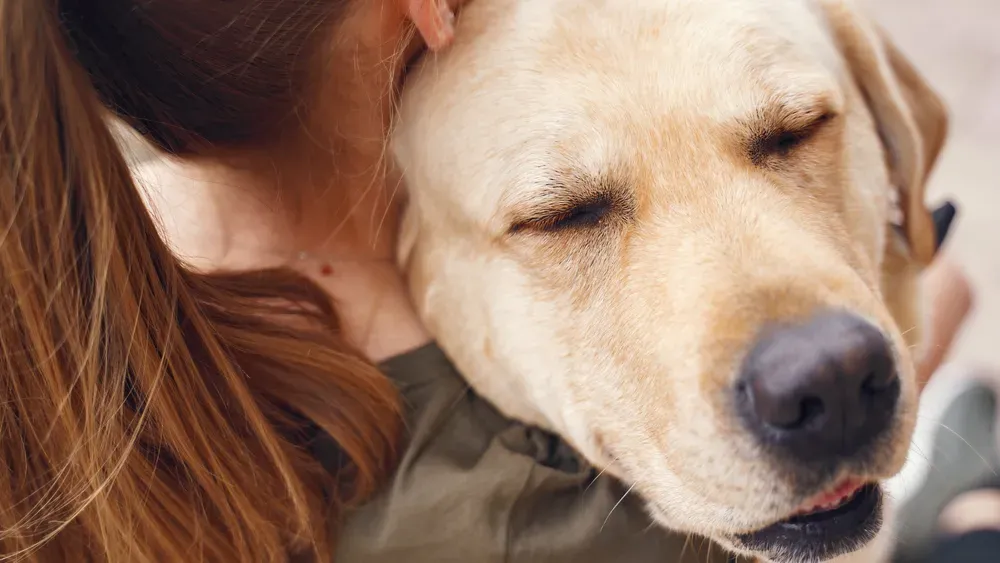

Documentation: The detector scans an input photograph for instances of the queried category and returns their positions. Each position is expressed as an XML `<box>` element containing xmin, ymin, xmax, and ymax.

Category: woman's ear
<box><xmin>820</xmin><ymin>0</ymin><xmax>949</xmax><ymax>265</ymax></box>
<box><xmin>405</xmin><ymin>0</ymin><xmax>459</xmax><ymax>51</ymax></box>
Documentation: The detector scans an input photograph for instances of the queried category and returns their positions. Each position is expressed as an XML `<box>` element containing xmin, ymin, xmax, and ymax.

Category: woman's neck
<box><xmin>137</xmin><ymin>127</ymin><xmax>430</xmax><ymax>362</ymax></box>
<box><xmin>220</xmin><ymin>128</ymin><xmax>398</xmax><ymax>257</ymax></box>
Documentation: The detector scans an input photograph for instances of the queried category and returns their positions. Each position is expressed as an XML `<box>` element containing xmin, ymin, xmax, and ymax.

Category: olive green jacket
<box><xmin>317</xmin><ymin>345</ymin><xmax>742</xmax><ymax>563</ymax></box>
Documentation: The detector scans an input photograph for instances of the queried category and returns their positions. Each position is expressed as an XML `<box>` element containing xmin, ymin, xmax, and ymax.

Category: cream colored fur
<box><xmin>392</xmin><ymin>0</ymin><xmax>946</xmax><ymax>561</ymax></box>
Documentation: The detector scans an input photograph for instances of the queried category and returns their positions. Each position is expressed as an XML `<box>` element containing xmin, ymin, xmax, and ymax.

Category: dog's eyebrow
<box><xmin>746</xmin><ymin>95</ymin><xmax>835</xmax><ymax>134</ymax></box>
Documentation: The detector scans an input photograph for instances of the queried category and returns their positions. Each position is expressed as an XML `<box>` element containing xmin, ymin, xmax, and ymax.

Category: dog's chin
<box><xmin>732</xmin><ymin>482</ymin><xmax>883</xmax><ymax>563</ymax></box>
<box><xmin>647</xmin><ymin>482</ymin><xmax>884</xmax><ymax>563</ymax></box>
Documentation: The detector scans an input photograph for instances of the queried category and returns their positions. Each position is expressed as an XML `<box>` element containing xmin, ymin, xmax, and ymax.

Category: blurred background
<box><xmin>867</xmin><ymin>0</ymin><xmax>999</xmax><ymax>374</ymax></box>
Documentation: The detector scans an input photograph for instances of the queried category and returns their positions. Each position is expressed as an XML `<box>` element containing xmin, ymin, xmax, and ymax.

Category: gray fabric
<box><xmin>322</xmin><ymin>344</ymin><xmax>740</xmax><ymax>563</ymax></box>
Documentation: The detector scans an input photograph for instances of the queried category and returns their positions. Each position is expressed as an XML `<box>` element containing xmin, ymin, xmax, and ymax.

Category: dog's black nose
<box><xmin>735</xmin><ymin>311</ymin><xmax>900</xmax><ymax>463</ymax></box>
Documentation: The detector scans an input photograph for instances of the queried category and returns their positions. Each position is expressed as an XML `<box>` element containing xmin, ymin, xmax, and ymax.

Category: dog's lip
<box><xmin>760</xmin><ymin>480</ymin><xmax>878</xmax><ymax>529</ymax></box>
<box><xmin>790</xmin><ymin>477</ymin><xmax>866</xmax><ymax>518</ymax></box>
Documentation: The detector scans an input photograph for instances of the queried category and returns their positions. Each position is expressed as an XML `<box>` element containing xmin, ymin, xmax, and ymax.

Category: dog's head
<box><xmin>392</xmin><ymin>0</ymin><xmax>947</xmax><ymax>560</ymax></box>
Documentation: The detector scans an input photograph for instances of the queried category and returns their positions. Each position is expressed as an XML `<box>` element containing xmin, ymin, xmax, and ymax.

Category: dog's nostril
<box><xmin>751</xmin><ymin>383</ymin><xmax>827</xmax><ymax>431</ymax></box>
<box><xmin>735</xmin><ymin>380</ymin><xmax>750</xmax><ymax>403</ymax></box>
<box><xmin>735</xmin><ymin>311</ymin><xmax>900</xmax><ymax>464</ymax></box>
<box><xmin>797</xmin><ymin>396</ymin><xmax>825</xmax><ymax>428</ymax></box>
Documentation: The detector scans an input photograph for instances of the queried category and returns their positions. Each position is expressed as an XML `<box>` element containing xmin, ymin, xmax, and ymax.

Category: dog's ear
<box><xmin>820</xmin><ymin>0</ymin><xmax>949</xmax><ymax>265</ymax></box>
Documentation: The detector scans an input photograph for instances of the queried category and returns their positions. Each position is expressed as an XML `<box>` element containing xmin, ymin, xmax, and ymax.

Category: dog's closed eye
<box><xmin>748</xmin><ymin>109</ymin><xmax>835</xmax><ymax>165</ymax></box>
<box><xmin>510</xmin><ymin>194</ymin><xmax>615</xmax><ymax>233</ymax></box>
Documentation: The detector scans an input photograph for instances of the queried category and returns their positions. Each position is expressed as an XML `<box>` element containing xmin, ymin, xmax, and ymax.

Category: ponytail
<box><xmin>0</xmin><ymin>2</ymin><xmax>400</xmax><ymax>561</ymax></box>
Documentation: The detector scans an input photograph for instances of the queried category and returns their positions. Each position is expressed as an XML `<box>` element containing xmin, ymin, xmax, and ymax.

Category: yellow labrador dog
<box><xmin>393</xmin><ymin>0</ymin><xmax>950</xmax><ymax>561</ymax></box>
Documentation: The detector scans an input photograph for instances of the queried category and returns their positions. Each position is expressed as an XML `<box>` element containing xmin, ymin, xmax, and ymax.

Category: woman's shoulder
<box><xmin>330</xmin><ymin>344</ymin><xmax>738</xmax><ymax>563</ymax></box>
<box><xmin>130</xmin><ymin>153</ymin><xmax>290</xmax><ymax>272</ymax></box>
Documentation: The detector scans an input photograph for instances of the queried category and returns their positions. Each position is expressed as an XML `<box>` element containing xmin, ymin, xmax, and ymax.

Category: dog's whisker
<box><xmin>906</xmin><ymin>441</ymin><xmax>939</xmax><ymax>475</ymax></box>
<box><xmin>911</xmin><ymin>413</ymin><xmax>970</xmax><ymax>475</ymax></box>
<box><xmin>919</xmin><ymin>419</ymin><xmax>999</xmax><ymax>476</ymax></box>
<box><xmin>601</xmin><ymin>483</ymin><xmax>636</xmax><ymax>532</ymax></box>
<box><xmin>679</xmin><ymin>532</ymin><xmax>692</xmax><ymax>562</ymax></box>
<box><xmin>585</xmin><ymin>455</ymin><xmax>621</xmax><ymax>492</ymax></box>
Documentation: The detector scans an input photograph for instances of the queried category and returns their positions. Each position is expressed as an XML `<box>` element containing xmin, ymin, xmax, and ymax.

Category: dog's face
<box><xmin>392</xmin><ymin>0</ymin><xmax>946</xmax><ymax>561</ymax></box>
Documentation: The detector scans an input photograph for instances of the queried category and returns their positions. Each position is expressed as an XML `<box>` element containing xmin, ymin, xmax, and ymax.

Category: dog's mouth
<box><xmin>735</xmin><ymin>479</ymin><xmax>882</xmax><ymax>562</ymax></box>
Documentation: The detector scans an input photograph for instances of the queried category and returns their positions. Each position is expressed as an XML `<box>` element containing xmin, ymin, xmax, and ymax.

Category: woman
<box><xmin>0</xmin><ymin>0</ymin><xmax>968</xmax><ymax>561</ymax></box>
<box><xmin>0</xmin><ymin>1</ymin><xmax>455</xmax><ymax>560</ymax></box>
<box><xmin>2</xmin><ymin>0</ymin><xmax>736</xmax><ymax>561</ymax></box>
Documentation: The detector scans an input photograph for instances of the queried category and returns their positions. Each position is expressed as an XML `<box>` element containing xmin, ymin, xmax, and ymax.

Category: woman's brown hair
<box><xmin>0</xmin><ymin>1</ymin><xmax>401</xmax><ymax>561</ymax></box>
